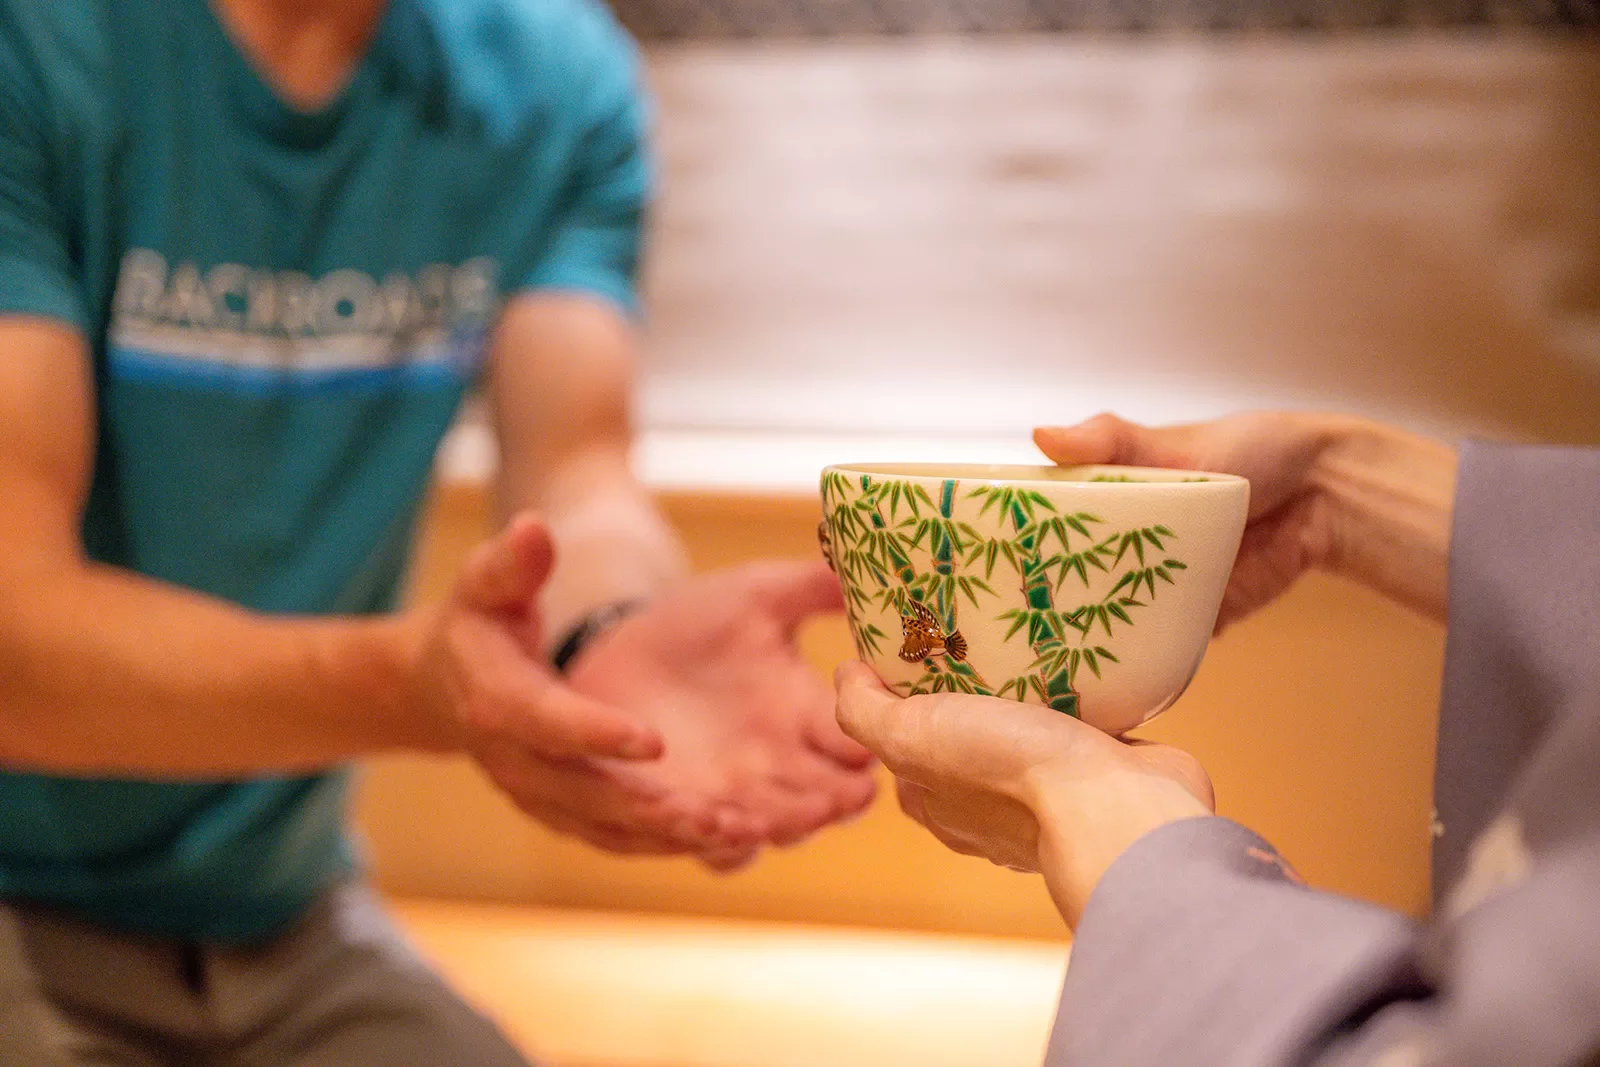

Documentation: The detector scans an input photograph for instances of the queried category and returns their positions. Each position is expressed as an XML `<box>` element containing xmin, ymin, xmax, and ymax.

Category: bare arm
<box><xmin>0</xmin><ymin>317</ymin><xmax>446</xmax><ymax>776</ymax></box>
<box><xmin>487</xmin><ymin>293</ymin><xmax>688</xmax><ymax>651</ymax></box>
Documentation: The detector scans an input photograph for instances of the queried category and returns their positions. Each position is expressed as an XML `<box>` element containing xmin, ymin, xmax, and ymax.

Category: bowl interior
<box><xmin>824</xmin><ymin>463</ymin><xmax>1244</xmax><ymax>486</ymax></box>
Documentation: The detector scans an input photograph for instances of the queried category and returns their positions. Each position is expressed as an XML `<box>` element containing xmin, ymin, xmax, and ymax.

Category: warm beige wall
<box><xmin>354</xmin><ymin>480</ymin><xmax>1442</xmax><ymax>939</ymax></box>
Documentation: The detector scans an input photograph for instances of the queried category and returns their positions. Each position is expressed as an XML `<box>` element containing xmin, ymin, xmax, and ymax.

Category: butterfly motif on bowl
<box><xmin>899</xmin><ymin>599</ymin><xmax>967</xmax><ymax>663</ymax></box>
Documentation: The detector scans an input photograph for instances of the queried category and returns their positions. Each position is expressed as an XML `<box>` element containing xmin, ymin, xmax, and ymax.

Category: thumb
<box><xmin>458</xmin><ymin>512</ymin><xmax>555</xmax><ymax>613</ymax></box>
<box><xmin>833</xmin><ymin>660</ymin><xmax>903</xmax><ymax>762</ymax></box>
<box><xmin>1034</xmin><ymin>412</ymin><xmax>1160</xmax><ymax>468</ymax></box>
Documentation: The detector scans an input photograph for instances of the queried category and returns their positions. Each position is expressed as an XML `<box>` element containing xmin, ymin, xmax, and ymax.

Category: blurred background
<box><xmin>367</xmin><ymin>6</ymin><xmax>1600</xmax><ymax>1066</ymax></box>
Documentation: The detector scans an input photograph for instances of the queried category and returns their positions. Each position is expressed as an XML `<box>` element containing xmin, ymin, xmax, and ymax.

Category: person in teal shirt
<box><xmin>0</xmin><ymin>0</ymin><xmax>878</xmax><ymax>1062</ymax></box>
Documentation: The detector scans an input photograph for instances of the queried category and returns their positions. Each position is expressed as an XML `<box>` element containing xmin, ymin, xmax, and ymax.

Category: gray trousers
<box><xmin>0</xmin><ymin>883</ymin><xmax>536</xmax><ymax>1067</ymax></box>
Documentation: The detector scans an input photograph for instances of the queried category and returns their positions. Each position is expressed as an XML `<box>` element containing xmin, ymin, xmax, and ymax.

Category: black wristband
<box><xmin>550</xmin><ymin>599</ymin><xmax>646</xmax><ymax>673</ymax></box>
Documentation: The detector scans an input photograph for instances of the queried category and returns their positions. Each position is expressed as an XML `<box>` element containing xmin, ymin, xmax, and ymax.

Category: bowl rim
<box><xmin>821</xmin><ymin>462</ymin><xmax>1247</xmax><ymax>487</ymax></box>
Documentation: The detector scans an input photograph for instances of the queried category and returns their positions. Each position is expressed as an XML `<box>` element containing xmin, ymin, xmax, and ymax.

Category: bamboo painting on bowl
<box><xmin>819</xmin><ymin>463</ymin><xmax>1249</xmax><ymax>735</ymax></box>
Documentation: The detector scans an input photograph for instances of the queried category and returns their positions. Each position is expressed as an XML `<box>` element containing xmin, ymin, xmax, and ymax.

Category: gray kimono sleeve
<box><xmin>1043</xmin><ymin>441</ymin><xmax>1600</xmax><ymax>1067</ymax></box>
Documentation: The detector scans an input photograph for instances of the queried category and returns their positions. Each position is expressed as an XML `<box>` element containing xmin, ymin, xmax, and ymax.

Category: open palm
<box><xmin>566</xmin><ymin>561</ymin><xmax>878</xmax><ymax>868</ymax></box>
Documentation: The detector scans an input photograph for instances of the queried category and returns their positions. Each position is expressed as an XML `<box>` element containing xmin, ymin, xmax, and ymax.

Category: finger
<box><xmin>529</xmin><ymin>802</ymin><xmax>694</xmax><ymax>856</ymax></box>
<box><xmin>806</xmin><ymin>703</ymin><xmax>877</xmax><ymax>769</ymax></box>
<box><xmin>456</xmin><ymin>616</ymin><xmax>664</xmax><ymax>761</ymax></box>
<box><xmin>712</xmin><ymin>805</ymin><xmax>768</xmax><ymax>847</ymax></box>
<box><xmin>517</xmin><ymin>674</ymin><xmax>666</xmax><ymax>762</ymax></box>
<box><xmin>833</xmin><ymin>660</ymin><xmax>907</xmax><ymax>766</ymax></box>
<box><xmin>1033</xmin><ymin>413</ymin><xmax>1188</xmax><ymax>471</ymax></box>
<box><xmin>458</xmin><ymin>512</ymin><xmax>555</xmax><ymax>613</ymax></box>
<box><xmin>764</xmin><ymin>787</ymin><xmax>836</xmax><ymax>847</ymax></box>
<box><xmin>479</xmin><ymin>742</ymin><xmax>711</xmax><ymax>843</ymax></box>
<box><xmin>831</xmin><ymin>768</ymin><xmax>879</xmax><ymax>821</ymax></box>
<box><xmin>698</xmin><ymin>844</ymin><xmax>761</xmax><ymax>873</ymax></box>
<box><xmin>745</xmin><ymin>560</ymin><xmax>846</xmax><ymax>630</ymax></box>
<box><xmin>767</xmin><ymin>746</ymin><xmax>879</xmax><ymax>820</ymax></box>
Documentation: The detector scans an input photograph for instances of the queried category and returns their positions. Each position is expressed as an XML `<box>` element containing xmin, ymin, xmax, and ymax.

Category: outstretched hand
<box><xmin>567</xmin><ymin>560</ymin><xmax>879</xmax><ymax>870</ymax></box>
<box><xmin>417</xmin><ymin>514</ymin><xmax>742</xmax><ymax>858</ymax></box>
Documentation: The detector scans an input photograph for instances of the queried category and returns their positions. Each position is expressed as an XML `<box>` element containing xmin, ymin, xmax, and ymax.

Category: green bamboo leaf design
<box><xmin>1108</xmin><ymin>570</ymin><xmax>1138</xmax><ymax>597</ymax></box>
<box><xmin>1027</xmin><ymin>490</ymin><xmax>1056</xmax><ymax>511</ymax></box>
<box><xmin>1066</xmin><ymin>514</ymin><xmax>1094</xmax><ymax>537</ymax></box>
<box><xmin>1084</xmin><ymin>648</ymin><xmax>1102</xmax><ymax>678</ymax></box>
<box><xmin>1068</xmin><ymin>648</ymin><xmax>1082</xmax><ymax>683</ymax></box>
<box><xmin>1165</xmin><ymin>559</ymin><xmax>1188</xmax><ymax>570</ymax></box>
<box><xmin>1000</xmin><ymin>541</ymin><xmax>1020</xmax><ymax>572</ymax></box>
<box><xmin>1097</xmin><ymin>605</ymin><xmax>1115</xmax><ymax>636</ymax></box>
<box><xmin>1107</xmin><ymin>601</ymin><xmax>1134</xmax><ymax>625</ymax></box>
<box><xmin>943</xmin><ymin>519</ymin><xmax>967</xmax><ymax>553</ymax></box>
<box><xmin>973</xmin><ymin>489</ymin><xmax>1000</xmax><ymax>517</ymax></box>
<box><xmin>858</xmin><ymin>625</ymin><xmax>885</xmax><ymax>657</ymax></box>
<box><xmin>1155</xmin><ymin>525</ymin><xmax>1174</xmax><ymax>537</ymax></box>
<box><xmin>1142</xmin><ymin>528</ymin><xmax>1165</xmax><ymax>550</ymax></box>
<box><xmin>1132</xmin><ymin>533</ymin><xmax>1147</xmax><ymax>565</ymax></box>
<box><xmin>1155</xmin><ymin>565</ymin><xmax>1174</xmax><ymax>584</ymax></box>
<box><xmin>1094</xmin><ymin>646</ymin><xmax>1119</xmax><ymax>663</ymax></box>
<box><xmin>1028</xmin><ymin>675</ymin><xmax>1049</xmax><ymax>702</ymax></box>
<box><xmin>1052</xmin><ymin>648</ymin><xmax>1073</xmax><ymax>678</ymax></box>
<box><xmin>983</xmin><ymin>540</ymin><xmax>1001</xmax><ymax>578</ymax></box>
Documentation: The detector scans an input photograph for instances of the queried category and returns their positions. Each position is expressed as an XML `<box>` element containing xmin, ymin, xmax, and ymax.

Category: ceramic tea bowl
<box><xmin>819</xmin><ymin>463</ymin><xmax>1249</xmax><ymax>735</ymax></box>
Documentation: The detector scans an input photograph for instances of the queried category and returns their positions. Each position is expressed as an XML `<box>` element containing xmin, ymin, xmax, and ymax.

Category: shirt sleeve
<box><xmin>516</xmin><ymin>12</ymin><xmax>650</xmax><ymax>317</ymax></box>
<box><xmin>0</xmin><ymin>14</ymin><xmax>86</xmax><ymax>330</ymax></box>
<box><xmin>1045</xmin><ymin>442</ymin><xmax>1600</xmax><ymax>1067</ymax></box>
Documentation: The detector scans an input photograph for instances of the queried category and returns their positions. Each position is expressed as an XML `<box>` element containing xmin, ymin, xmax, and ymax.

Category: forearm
<box><xmin>1313</xmin><ymin>416</ymin><xmax>1457</xmax><ymax>622</ymax></box>
<box><xmin>1027</xmin><ymin>763</ymin><xmax>1214</xmax><ymax>927</ymax></box>
<box><xmin>0</xmin><ymin>558</ymin><xmax>446</xmax><ymax>776</ymax></box>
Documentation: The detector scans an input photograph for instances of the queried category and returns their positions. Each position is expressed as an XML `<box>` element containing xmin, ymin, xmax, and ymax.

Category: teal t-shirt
<box><xmin>0</xmin><ymin>0</ymin><xmax>647</xmax><ymax>942</ymax></box>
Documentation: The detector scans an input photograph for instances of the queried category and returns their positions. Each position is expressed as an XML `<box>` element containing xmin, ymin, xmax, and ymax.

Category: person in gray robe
<box><xmin>835</xmin><ymin>410</ymin><xmax>1600</xmax><ymax>1067</ymax></box>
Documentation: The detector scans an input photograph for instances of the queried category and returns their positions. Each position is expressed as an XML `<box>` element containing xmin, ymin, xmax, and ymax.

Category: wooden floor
<box><xmin>391</xmin><ymin>897</ymin><xmax>1067</xmax><ymax>1067</ymax></box>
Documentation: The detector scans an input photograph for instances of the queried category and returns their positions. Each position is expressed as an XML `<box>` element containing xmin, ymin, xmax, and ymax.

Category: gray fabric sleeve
<box><xmin>1432</xmin><ymin>440</ymin><xmax>1600</xmax><ymax>897</ymax></box>
<box><xmin>1043</xmin><ymin>817</ymin><xmax>1422</xmax><ymax>1066</ymax></box>
<box><xmin>1045</xmin><ymin>814</ymin><xmax>1600</xmax><ymax>1067</ymax></box>
<box><xmin>1044</xmin><ymin>440</ymin><xmax>1600</xmax><ymax>1067</ymax></box>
